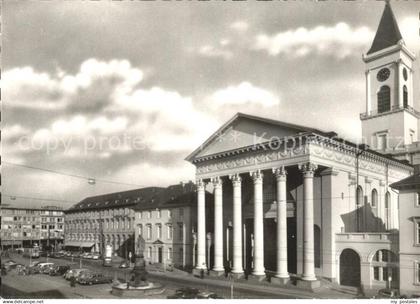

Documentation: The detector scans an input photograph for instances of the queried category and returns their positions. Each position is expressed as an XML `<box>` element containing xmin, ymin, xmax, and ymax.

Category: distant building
<box><xmin>390</xmin><ymin>174</ymin><xmax>420</xmax><ymax>297</ymax></box>
<box><xmin>64</xmin><ymin>187</ymin><xmax>163</xmax><ymax>257</ymax></box>
<box><xmin>133</xmin><ymin>182</ymin><xmax>213</xmax><ymax>270</ymax></box>
<box><xmin>0</xmin><ymin>205</ymin><xmax>64</xmax><ymax>250</ymax></box>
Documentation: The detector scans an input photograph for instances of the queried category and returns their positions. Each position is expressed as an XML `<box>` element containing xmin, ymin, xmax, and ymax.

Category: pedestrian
<box><xmin>70</xmin><ymin>276</ymin><xmax>76</xmax><ymax>287</ymax></box>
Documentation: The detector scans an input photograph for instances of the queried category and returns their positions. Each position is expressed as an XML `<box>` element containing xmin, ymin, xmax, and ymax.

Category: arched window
<box><xmin>371</xmin><ymin>189</ymin><xmax>378</xmax><ymax>208</ymax></box>
<box><xmin>356</xmin><ymin>186</ymin><xmax>364</xmax><ymax>206</ymax></box>
<box><xmin>403</xmin><ymin>85</ymin><xmax>408</xmax><ymax>108</ymax></box>
<box><xmin>378</xmin><ymin>86</ymin><xmax>391</xmax><ymax>113</ymax></box>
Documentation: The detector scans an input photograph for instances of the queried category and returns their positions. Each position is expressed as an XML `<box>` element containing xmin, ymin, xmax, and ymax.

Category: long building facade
<box><xmin>1</xmin><ymin>205</ymin><xmax>65</xmax><ymax>250</ymax></box>
<box><xmin>64</xmin><ymin>187</ymin><xmax>163</xmax><ymax>257</ymax></box>
<box><xmin>133</xmin><ymin>182</ymin><xmax>213</xmax><ymax>270</ymax></box>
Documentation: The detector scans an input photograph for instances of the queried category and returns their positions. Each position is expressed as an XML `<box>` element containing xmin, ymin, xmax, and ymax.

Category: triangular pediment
<box><xmin>186</xmin><ymin>113</ymin><xmax>325</xmax><ymax>161</ymax></box>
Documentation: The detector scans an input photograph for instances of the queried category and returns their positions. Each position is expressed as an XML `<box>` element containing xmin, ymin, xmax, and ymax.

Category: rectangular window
<box><xmin>416</xmin><ymin>221</ymin><xmax>420</xmax><ymax>245</ymax></box>
<box><xmin>168</xmin><ymin>210</ymin><xmax>172</xmax><ymax>218</ymax></box>
<box><xmin>168</xmin><ymin>247</ymin><xmax>172</xmax><ymax>260</ymax></box>
<box><xmin>157</xmin><ymin>225</ymin><xmax>162</xmax><ymax>239</ymax></box>
<box><xmin>147</xmin><ymin>211</ymin><xmax>151</xmax><ymax>219</ymax></box>
<box><xmin>148</xmin><ymin>247</ymin><xmax>152</xmax><ymax>258</ymax></box>
<box><xmin>167</xmin><ymin>225</ymin><xmax>172</xmax><ymax>239</ymax></box>
<box><xmin>157</xmin><ymin>210</ymin><xmax>161</xmax><ymax>219</ymax></box>
<box><xmin>139</xmin><ymin>212</ymin><xmax>142</xmax><ymax>219</ymax></box>
<box><xmin>416</xmin><ymin>262</ymin><xmax>420</xmax><ymax>284</ymax></box>
<box><xmin>377</xmin><ymin>134</ymin><xmax>388</xmax><ymax>151</ymax></box>
<box><xmin>138</xmin><ymin>225</ymin><xmax>142</xmax><ymax>236</ymax></box>
<box><xmin>147</xmin><ymin>225</ymin><xmax>151</xmax><ymax>240</ymax></box>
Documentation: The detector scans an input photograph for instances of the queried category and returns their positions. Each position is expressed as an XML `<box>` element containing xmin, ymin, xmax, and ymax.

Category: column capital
<box><xmin>250</xmin><ymin>170</ymin><xmax>263</xmax><ymax>182</ymax></box>
<box><xmin>211</xmin><ymin>176</ymin><xmax>223</xmax><ymax>188</ymax></box>
<box><xmin>196</xmin><ymin>178</ymin><xmax>206</xmax><ymax>189</ymax></box>
<box><xmin>299</xmin><ymin>162</ymin><xmax>318</xmax><ymax>177</ymax></box>
<box><xmin>229</xmin><ymin>173</ymin><xmax>242</xmax><ymax>185</ymax></box>
<box><xmin>273</xmin><ymin>166</ymin><xmax>287</xmax><ymax>180</ymax></box>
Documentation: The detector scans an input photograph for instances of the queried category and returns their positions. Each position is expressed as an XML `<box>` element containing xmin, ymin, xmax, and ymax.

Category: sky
<box><xmin>2</xmin><ymin>0</ymin><xmax>420</xmax><ymax>209</ymax></box>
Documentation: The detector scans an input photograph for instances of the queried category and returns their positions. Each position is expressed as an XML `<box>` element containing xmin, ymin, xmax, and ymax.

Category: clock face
<box><xmin>403</xmin><ymin>68</ymin><xmax>408</xmax><ymax>81</ymax></box>
<box><xmin>377</xmin><ymin>68</ymin><xmax>390</xmax><ymax>82</ymax></box>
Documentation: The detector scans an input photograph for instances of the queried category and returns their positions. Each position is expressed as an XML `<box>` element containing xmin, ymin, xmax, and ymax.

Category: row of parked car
<box><xmin>28</xmin><ymin>261</ymin><xmax>113</xmax><ymax>285</ymax></box>
<box><xmin>36</xmin><ymin>250</ymin><xmax>101</xmax><ymax>260</ymax></box>
<box><xmin>1</xmin><ymin>259</ymin><xmax>113</xmax><ymax>286</ymax></box>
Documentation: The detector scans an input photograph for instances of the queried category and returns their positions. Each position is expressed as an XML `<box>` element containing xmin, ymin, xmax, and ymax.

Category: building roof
<box><xmin>1</xmin><ymin>205</ymin><xmax>63</xmax><ymax>211</ymax></box>
<box><xmin>390</xmin><ymin>173</ymin><xmax>420</xmax><ymax>190</ymax></box>
<box><xmin>367</xmin><ymin>2</ymin><xmax>403</xmax><ymax>55</ymax></box>
<box><xmin>185</xmin><ymin>112</ymin><xmax>336</xmax><ymax>162</ymax></box>
<box><xmin>66</xmin><ymin>182</ymin><xmax>204</xmax><ymax>213</ymax></box>
<box><xmin>66</xmin><ymin>186</ymin><xmax>165</xmax><ymax>213</ymax></box>
<box><xmin>133</xmin><ymin>182</ymin><xmax>209</xmax><ymax>211</ymax></box>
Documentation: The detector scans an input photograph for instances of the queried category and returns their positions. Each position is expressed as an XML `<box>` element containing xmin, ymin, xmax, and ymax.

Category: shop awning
<box><xmin>64</xmin><ymin>242</ymin><xmax>95</xmax><ymax>248</ymax></box>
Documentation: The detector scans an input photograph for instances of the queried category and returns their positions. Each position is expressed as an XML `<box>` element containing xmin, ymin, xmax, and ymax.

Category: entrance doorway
<box><xmin>158</xmin><ymin>247</ymin><xmax>163</xmax><ymax>263</ymax></box>
<box><xmin>340</xmin><ymin>249</ymin><xmax>361</xmax><ymax>287</ymax></box>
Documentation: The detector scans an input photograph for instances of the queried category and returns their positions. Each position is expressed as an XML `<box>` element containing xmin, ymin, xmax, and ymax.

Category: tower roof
<box><xmin>367</xmin><ymin>2</ymin><xmax>404</xmax><ymax>55</ymax></box>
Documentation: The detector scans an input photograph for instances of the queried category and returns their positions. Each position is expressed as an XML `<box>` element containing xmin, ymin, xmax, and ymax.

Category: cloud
<box><xmin>208</xmin><ymin>82</ymin><xmax>279</xmax><ymax>107</ymax></box>
<box><xmin>254</xmin><ymin>22</ymin><xmax>373</xmax><ymax>59</ymax></box>
<box><xmin>198</xmin><ymin>45</ymin><xmax>233</xmax><ymax>60</ymax></box>
<box><xmin>230</xmin><ymin>21</ymin><xmax>249</xmax><ymax>32</ymax></box>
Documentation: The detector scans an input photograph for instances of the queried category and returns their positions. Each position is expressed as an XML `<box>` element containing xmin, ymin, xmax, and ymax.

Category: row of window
<box><xmin>1</xmin><ymin>209</ymin><xmax>63</xmax><ymax>216</ymax></box>
<box><xmin>65</xmin><ymin>219</ymin><xmax>132</xmax><ymax>231</ymax></box>
<box><xmin>67</xmin><ymin>208</ymin><xmax>134</xmax><ymax>219</ymax></box>
<box><xmin>138</xmin><ymin>209</ymin><xmax>182</xmax><ymax>220</ymax></box>
<box><xmin>139</xmin><ymin>223</ymin><xmax>184</xmax><ymax>240</ymax></box>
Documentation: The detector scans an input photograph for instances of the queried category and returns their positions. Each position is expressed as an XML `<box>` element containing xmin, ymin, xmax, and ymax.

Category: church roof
<box><xmin>367</xmin><ymin>2</ymin><xmax>404</xmax><ymax>55</ymax></box>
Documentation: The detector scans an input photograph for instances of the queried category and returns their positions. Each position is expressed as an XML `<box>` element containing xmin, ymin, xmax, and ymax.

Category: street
<box><xmin>1</xmin><ymin>253</ymin><xmax>301</xmax><ymax>299</ymax></box>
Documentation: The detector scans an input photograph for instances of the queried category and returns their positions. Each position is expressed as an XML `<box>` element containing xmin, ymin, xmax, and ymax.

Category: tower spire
<box><xmin>367</xmin><ymin>1</ymin><xmax>404</xmax><ymax>55</ymax></box>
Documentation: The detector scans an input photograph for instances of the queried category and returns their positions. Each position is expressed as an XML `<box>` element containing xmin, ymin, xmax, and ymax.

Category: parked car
<box><xmin>374</xmin><ymin>289</ymin><xmax>407</xmax><ymax>299</ymax></box>
<box><xmin>86</xmin><ymin>253</ymin><xmax>93</xmax><ymax>259</ymax></box>
<box><xmin>49</xmin><ymin>265</ymin><xmax>71</xmax><ymax>276</ymax></box>
<box><xmin>92</xmin><ymin>253</ymin><xmax>100</xmax><ymax>260</ymax></box>
<box><xmin>78</xmin><ymin>272</ymin><xmax>113</xmax><ymax>285</ymax></box>
<box><xmin>119</xmin><ymin>261</ymin><xmax>129</xmax><ymax>268</ymax></box>
<box><xmin>36</xmin><ymin>263</ymin><xmax>55</xmax><ymax>274</ymax></box>
<box><xmin>41</xmin><ymin>263</ymin><xmax>56</xmax><ymax>274</ymax></box>
<box><xmin>64</xmin><ymin>268</ymin><xmax>90</xmax><ymax>281</ymax></box>
<box><xmin>2</xmin><ymin>260</ymin><xmax>18</xmax><ymax>271</ymax></box>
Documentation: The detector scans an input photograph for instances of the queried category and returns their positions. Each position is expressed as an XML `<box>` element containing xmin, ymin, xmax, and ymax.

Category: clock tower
<box><xmin>361</xmin><ymin>2</ymin><xmax>416</xmax><ymax>154</ymax></box>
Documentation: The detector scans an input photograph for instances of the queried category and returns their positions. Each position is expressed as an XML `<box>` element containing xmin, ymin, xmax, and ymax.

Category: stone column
<box><xmin>250</xmin><ymin>170</ymin><xmax>265</xmax><ymax>277</ymax></box>
<box><xmin>272</xmin><ymin>166</ymin><xmax>289</xmax><ymax>284</ymax></box>
<box><xmin>196</xmin><ymin>179</ymin><xmax>207</xmax><ymax>270</ymax></box>
<box><xmin>211</xmin><ymin>176</ymin><xmax>224</xmax><ymax>274</ymax></box>
<box><xmin>299</xmin><ymin>162</ymin><xmax>317</xmax><ymax>282</ymax></box>
<box><xmin>230</xmin><ymin>173</ymin><xmax>244</xmax><ymax>277</ymax></box>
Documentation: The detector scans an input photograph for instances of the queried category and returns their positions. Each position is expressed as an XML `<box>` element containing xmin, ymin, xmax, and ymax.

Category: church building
<box><xmin>186</xmin><ymin>2</ymin><xmax>417</xmax><ymax>294</ymax></box>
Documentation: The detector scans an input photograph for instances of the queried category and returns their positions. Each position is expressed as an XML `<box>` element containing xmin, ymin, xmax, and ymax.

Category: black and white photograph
<box><xmin>1</xmin><ymin>0</ymin><xmax>420</xmax><ymax>301</ymax></box>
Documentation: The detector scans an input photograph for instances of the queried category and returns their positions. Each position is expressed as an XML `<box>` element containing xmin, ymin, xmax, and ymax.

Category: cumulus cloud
<box><xmin>254</xmin><ymin>22</ymin><xmax>373</xmax><ymax>58</ymax></box>
<box><xmin>198</xmin><ymin>45</ymin><xmax>233</xmax><ymax>60</ymax></box>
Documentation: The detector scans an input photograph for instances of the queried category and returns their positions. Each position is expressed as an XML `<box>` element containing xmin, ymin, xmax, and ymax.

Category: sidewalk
<box><xmin>147</xmin><ymin>270</ymin><xmax>356</xmax><ymax>299</ymax></box>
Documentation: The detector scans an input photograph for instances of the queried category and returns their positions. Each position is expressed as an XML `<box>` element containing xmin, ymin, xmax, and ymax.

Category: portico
<box><xmin>186</xmin><ymin>112</ymin><xmax>411</xmax><ymax>289</ymax></box>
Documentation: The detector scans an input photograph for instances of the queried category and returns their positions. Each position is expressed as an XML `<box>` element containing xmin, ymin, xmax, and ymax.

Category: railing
<box><xmin>360</xmin><ymin>104</ymin><xmax>420</xmax><ymax>119</ymax></box>
<box><xmin>335</xmin><ymin>232</ymin><xmax>398</xmax><ymax>243</ymax></box>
